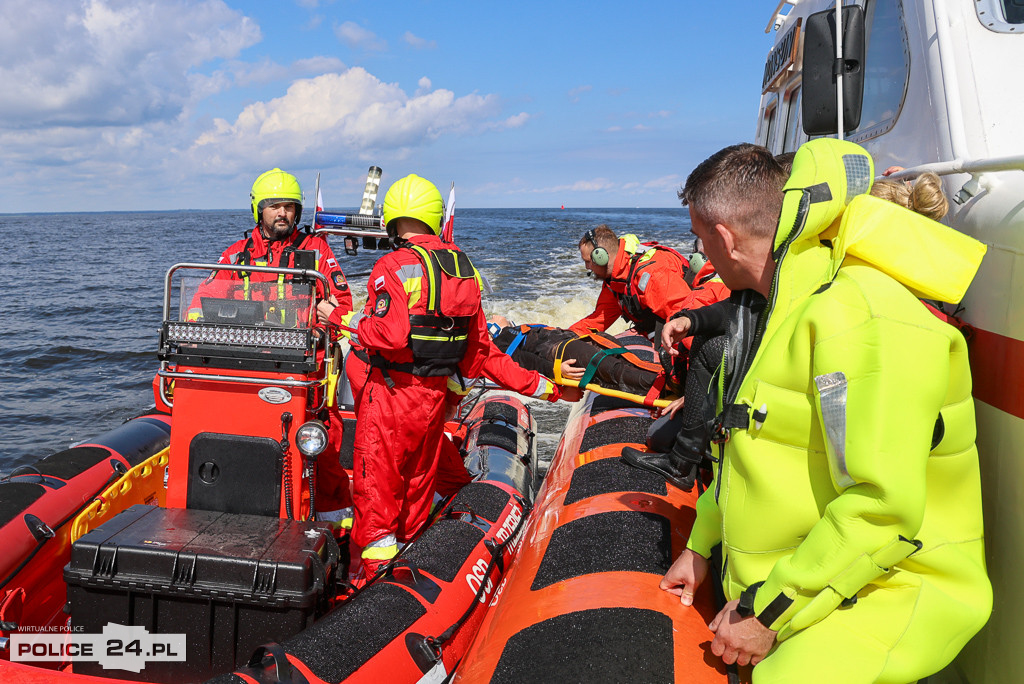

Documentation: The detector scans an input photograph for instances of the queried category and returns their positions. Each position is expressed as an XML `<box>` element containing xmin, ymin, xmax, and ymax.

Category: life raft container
<box><xmin>453</xmin><ymin>365</ymin><xmax>731</xmax><ymax>683</ymax></box>
<box><xmin>0</xmin><ymin>413</ymin><xmax>171</xmax><ymax>639</ymax></box>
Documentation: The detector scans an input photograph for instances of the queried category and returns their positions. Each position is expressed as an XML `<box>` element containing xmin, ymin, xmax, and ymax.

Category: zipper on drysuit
<box><xmin>712</xmin><ymin>198</ymin><xmax>805</xmax><ymax>503</ymax></box>
<box><xmin>714</xmin><ymin>297</ymin><xmax>771</xmax><ymax>504</ymax></box>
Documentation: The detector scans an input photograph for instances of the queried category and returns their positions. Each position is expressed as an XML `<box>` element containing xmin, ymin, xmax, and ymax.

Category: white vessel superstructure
<box><xmin>756</xmin><ymin>2</ymin><xmax>1023</xmax><ymax>681</ymax></box>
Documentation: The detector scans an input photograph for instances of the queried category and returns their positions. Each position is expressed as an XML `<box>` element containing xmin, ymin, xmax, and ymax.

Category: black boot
<box><xmin>621</xmin><ymin>446</ymin><xmax>696</xmax><ymax>491</ymax></box>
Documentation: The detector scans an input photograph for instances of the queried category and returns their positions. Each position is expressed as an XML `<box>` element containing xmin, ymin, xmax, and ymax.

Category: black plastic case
<box><xmin>64</xmin><ymin>504</ymin><xmax>338</xmax><ymax>682</ymax></box>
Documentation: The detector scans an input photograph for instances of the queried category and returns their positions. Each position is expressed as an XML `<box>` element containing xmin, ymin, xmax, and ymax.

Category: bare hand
<box><xmin>882</xmin><ymin>165</ymin><xmax>905</xmax><ymax>177</ymax></box>
<box><xmin>316</xmin><ymin>295</ymin><xmax>340</xmax><ymax>326</ymax></box>
<box><xmin>656</xmin><ymin>395</ymin><xmax>686</xmax><ymax>419</ymax></box>
<box><xmin>660</xmin><ymin>548</ymin><xmax>708</xmax><ymax>607</ymax></box>
<box><xmin>561</xmin><ymin>358</ymin><xmax>585</xmax><ymax>382</ymax></box>
<box><xmin>708</xmin><ymin>600</ymin><xmax>778</xmax><ymax>667</ymax></box>
<box><xmin>661</xmin><ymin>317</ymin><xmax>691</xmax><ymax>356</ymax></box>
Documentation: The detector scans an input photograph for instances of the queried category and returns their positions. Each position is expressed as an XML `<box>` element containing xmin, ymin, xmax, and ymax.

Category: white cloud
<box><xmin>335</xmin><ymin>21</ymin><xmax>386</xmax><ymax>51</ymax></box>
<box><xmin>190</xmin><ymin>68</ymin><xmax>512</xmax><ymax>171</ymax></box>
<box><xmin>643</xmin><ymin>175</ymin><xmax>685</xmax><ymax>192</ymax></box>
<box><xmin>471</xmin><ymin>175</ymin><xmax>683</xmax><ymax>198</ymax></box>
<box><xmin>568</xmin><ymin>85</ymin><xmax>592</xmax><ymax>103</ymax></box>
<box><xmin>0</xmin><ymin>0</ymin><xmax>260</xmax><ymax>128</ymax></box>
<box><xmin>402</xmin><ymin>31</ymin><xmax>437</xmax><ymax>49</ymax></box>
<box><xmin>500</xmin><ymin>113</ymin><xmax>531</xmax><ymax>129</ymax></box>
<box><xmin>292</xmin><ymin>56</ymin><xmax>348</xmax><ymax>77</ymax></box>
<box><xmin>536</xmin><ymin>178</ymin><xmax>618</xmax><ymax>193</ymax></box>
<box><xmin>227</xmin><ymin>56</ymin><xmax>348</xmax><ymax>88</ymax></box>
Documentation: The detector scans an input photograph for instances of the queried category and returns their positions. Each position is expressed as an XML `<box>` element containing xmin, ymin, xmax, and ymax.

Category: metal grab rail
<box><xmin>162</xmin><ymin>262</ymin><xmax>330</xmax><ymax>321</ymax></box>
<box><xmin>158</xmin><ymin>370</ymin><xmax>320</xmax><ymax>388</ymax></box>
<box><xmin>883</xmin><ymin>154</ymin><xmax>1024</xmax><ymax>181</ymax></box>
<box><xmin>159</xmin><ymin>262</ymin><xmax>331</xmax><ymax>410</ymax></box>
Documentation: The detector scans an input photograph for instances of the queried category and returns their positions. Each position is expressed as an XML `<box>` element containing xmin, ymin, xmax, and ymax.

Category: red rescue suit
<box><xmin>194</xmin><ymin>226</ymin><xmax>355</xmax><ymax>513</ymax></box>
<box><xmin>343</xmin><ymin>329</ymin><xmax>560</xmax><ymax>505</ymax></box>
<box><xmin>569</xmin><ymin>239</ymin><xmax>692</xmax><ymax>336</ymax></box>
<box><xmin>211</xmin><ymin>226</ymin><xmax>353</xmax><ymax>311</ymax></box>
<box><xmin>684</xmin><ymin>260</ymin><xmax>730</xmax><ymax>310</ymax></box>
<box><xmin>674</xmin><ymin>259</ymin><xmax>731</xmax><ymax>353</ymax></box>
<box><xmin>330</xmin><ymin>234</ymin><xmax>491</xmax><ymax>550</ymax></box>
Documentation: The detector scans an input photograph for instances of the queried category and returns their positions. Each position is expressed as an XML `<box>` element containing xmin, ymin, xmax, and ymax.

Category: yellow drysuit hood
<box><xmin>775</xmin><ymin>137</ymin><xmax>986</xmax><ymax>303</ymax></box>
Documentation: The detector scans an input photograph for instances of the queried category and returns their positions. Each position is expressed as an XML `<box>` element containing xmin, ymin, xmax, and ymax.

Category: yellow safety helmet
<box><xmin>250</xmin><ymin>168</ymin><xmax>304</xmax><ymax>223</ymax></box>
<box><xmin>382</xmin><ymin>174</ymin><xmax>443</xmax><ymax>234</ymax></box>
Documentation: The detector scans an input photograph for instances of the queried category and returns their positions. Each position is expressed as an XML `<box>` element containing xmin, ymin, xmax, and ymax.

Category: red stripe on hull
<box><xmin>969</xmin><ymin>327</ymin><xmax>1024</xmax><ymax>419</ymax></box>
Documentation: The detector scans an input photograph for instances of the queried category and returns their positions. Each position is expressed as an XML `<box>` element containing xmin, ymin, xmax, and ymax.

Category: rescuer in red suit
<box><xmin>317</xmin><ymin>174</ymin><xmax>501</xmax><ymax>579</ymax></box>
<box><xmin>185</xmin><ymin>168</ymin><xmax>355</xmax><ymax>521</ymax></box>
<box><xmin>340</xmin><ymin>343</ymin><xmax>567</xmax><ymax>501</ymax></box>
<box><xmin>568</xmin><ymin>224</ymin><xmax>693</xmax><ymax>338</ymax></box>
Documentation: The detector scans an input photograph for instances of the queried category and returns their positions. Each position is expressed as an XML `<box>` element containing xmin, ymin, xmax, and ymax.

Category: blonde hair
<box><xmin>870</xmin><ymin>172</ymin><xmax>949</xmax><ymax>221</ymax></box>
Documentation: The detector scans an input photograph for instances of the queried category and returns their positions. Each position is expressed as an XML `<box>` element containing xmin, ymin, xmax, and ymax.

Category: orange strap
<box><xmin>577</xmin><ymin>331</ymin><xmax>664</xmax><ymax>374</ymax></box>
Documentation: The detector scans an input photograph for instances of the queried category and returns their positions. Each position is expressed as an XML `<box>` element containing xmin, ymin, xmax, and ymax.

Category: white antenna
<box><xmin>359</xmin><ymin>166</ymin><xmax>382</xmax><ymax>215</ymax></box>
<box><xmin>836</xmin><ymin>1</ymin><xmax>845</xmax><ymax>140</ymax></box>
<box><xmin>313</xmin><ymin>172</ymin><xmax>321</xmax><ymax>228</ymax></box>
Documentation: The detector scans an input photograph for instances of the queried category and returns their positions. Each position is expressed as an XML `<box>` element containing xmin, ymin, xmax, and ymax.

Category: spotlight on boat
<box><xmin>296</xmin><ymin>421</ymin><xmax>329</xmax><ymax>457</ymax></box>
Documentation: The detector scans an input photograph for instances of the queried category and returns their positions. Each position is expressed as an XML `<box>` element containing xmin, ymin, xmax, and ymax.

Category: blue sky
<box><xmin>0</xmin><ymin>0</ymin><xmax>779</xmax><ymax>212</ymax></box>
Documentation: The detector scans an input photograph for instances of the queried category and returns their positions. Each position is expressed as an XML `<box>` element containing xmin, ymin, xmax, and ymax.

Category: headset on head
<box><xmin>583</xmin><ymin>229</ymin><xmax>609</xmax><ymax>267</ymax></box>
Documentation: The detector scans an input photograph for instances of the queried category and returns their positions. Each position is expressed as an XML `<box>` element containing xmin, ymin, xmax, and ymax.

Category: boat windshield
<box><xmin>174</xmin><ymin>269</ymin><xmax>316</xmax><ymax>331</ymax></box>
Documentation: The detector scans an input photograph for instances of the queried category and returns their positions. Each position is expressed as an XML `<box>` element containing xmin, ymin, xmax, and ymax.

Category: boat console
<box><xmin>157</xmin><ymin>262</ymin><xmax>334</xmax><ymax>520</ymax></box>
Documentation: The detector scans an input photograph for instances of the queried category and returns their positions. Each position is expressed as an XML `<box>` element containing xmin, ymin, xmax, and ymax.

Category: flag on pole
<box><xmin>313</xmin><ymin>172</ymin><xmax>323</xmax><ymax>230</ymax></box>
<box><xmin>441</xmin><ymin>182</ymin><xmax>455</xmax><ymax>243</ymax></box>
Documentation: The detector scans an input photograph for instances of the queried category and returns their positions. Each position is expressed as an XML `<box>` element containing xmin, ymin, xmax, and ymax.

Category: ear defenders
<box><xmin>583</xmin><ymin>230</ymin><xmax>609</xmax><ymax>267</ymax></box>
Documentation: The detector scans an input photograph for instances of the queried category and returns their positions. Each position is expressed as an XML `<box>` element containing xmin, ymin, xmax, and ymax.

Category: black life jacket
<box><xmin>372</xmin><ymin>244</ymin><xmax>481</xmax><ymax>378</ymax></box>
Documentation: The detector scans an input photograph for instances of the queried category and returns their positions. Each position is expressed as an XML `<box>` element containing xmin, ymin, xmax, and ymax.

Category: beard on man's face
<box><xmin>261</xmin><ymin>217</ymin><xmax>294</xmax><ymax>241</ymax></box>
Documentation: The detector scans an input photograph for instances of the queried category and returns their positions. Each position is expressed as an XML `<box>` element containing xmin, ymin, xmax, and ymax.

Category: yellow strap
<box><xmin>326</xmin><ymin>355</ymin><xmax>339</xmax><ymax>408</ymax></box>
<box><xmin>555</xmin><ymin>371</ymin><xmax>672</xmax><ymax>409</ymax></box>
<box><xmin>408</xmin><ymin>244</ymin><xmax>441</xmax><ymax>313</ymax></box>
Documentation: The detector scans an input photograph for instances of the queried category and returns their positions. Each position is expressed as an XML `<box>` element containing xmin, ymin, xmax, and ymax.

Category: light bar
<box><xmin>166</xmin><ymin>323</ymin><xmax>309</xmax><ymax>350</ymax></box>
<box><xmin>315</xmin><ymin>212</ymin><xmax>383</xmax><ymax>229</ymax></box>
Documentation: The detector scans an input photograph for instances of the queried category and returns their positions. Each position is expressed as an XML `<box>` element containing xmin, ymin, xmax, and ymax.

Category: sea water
<box><xmin>0</xmin><ymin>207</ymin><xmax>693</xmax><ymax>474</ymax></box>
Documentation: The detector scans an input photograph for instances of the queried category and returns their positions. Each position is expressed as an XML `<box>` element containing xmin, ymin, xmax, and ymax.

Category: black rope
<box><xmin>426</xmin><ymin>495</ymin><xmax>530</xmax><ymax>651</ymax></box>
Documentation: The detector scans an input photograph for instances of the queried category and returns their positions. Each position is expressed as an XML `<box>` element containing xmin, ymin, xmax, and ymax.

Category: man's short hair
<box><xmin>775</xmin><ymin>151</ymin><xmax>796</xmax><ymax>176</ymax></box>
<box><xmin>678</xmin><ymin>143</ymin><xmax>786</xmax><ymax>239</ymax></box>
<box><xmin>579</xmin><ymin>224</ymin><xmax>618</xmax><ymax>252</ymax></box>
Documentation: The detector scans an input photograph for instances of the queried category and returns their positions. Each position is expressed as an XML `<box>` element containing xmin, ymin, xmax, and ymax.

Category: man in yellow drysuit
<box><xmin>660</xmin><ymin>139</ymin><xmax>991</xmax><ymax>683</ymax></box>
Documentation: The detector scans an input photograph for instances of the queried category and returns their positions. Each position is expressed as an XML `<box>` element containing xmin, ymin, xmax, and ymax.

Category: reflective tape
<box><xmin>814</xmin><ymin>371</ymin><xmax>854</xmax><ymax>489</ymax></box>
